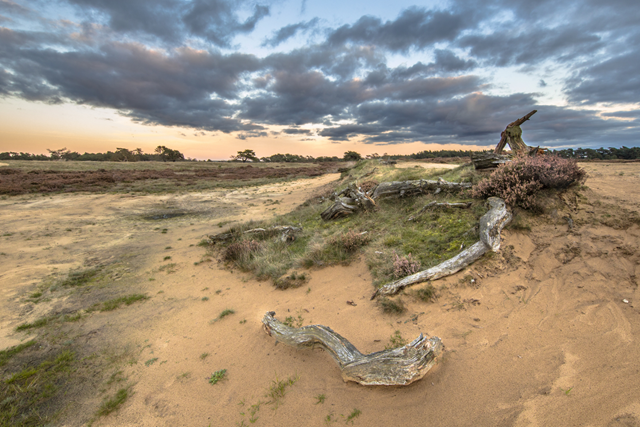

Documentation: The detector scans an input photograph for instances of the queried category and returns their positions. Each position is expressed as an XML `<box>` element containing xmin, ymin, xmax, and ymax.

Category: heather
<box><xmin>472</xmin><ymin>155</ymin><xmax>586</xmax><ymax>209</ymax></box>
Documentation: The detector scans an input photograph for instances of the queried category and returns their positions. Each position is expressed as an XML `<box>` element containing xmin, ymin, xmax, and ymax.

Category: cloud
<box><xmin>262</xmin><ymin>18</ymin><xmax>318</xmax><ymax>48</ymax></box>
<box><xmin>327</xmin><ymin>7</ymin><xmax>469</xmax><ymax>53</ymax></box>
<box><xmin>565</xmin><ymin>50</ymin><xmax>640</xmax><ymax>105</ymax></box>
<box><xmin>283</xmin><ymin>128</ymin><xmax>312</xmax><ymax>135</ymax></box>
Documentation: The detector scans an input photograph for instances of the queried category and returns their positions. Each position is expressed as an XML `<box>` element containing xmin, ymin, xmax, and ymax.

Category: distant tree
<box><xmin>47</xmin><ymin>147</ymin><xmax>71</xmax><ymax>160</ymax></box>
<box><xmin>343</xmin><ymin>151</ymin><xmax>362</xmax><ymax>161</ymax></box>
<box><xmin>155</xmin><ymin>145</ymin><xmax>185</xmax><ymax>162</ymax></box>
<box><xmin>365</xmin><ymin>153</ymin><xmax>380</xmax><ymax>159</ymax></box>
<box><xmin>233</xmin><ymin>149</ymin><xmax>258</xmax><ymax>162</ymax></box>
<box><xmin>112</xmin><ymin>148</ymin><xmax>136</xmax><ymax>162</ymax></box>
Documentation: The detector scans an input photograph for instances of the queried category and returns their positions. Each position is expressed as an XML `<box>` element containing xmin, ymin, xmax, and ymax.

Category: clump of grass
<box><xmin>145</xmin><ymin>358</ymin><xmax>158</xmax><ymax>367</ymax></box>
<box><xmin>0</xmin><ymin>340</ymin><xmax>35</xmax><ymax>367</ymax></box>
<box><xmin>266</xmin><ymin>374</ymin><xmax>299</xmax><ymax>407</ymax></box>
<box><xmin>58</xmin><ymin>267</ymin><xmax>101</xmax><ymax>287</ymax></box>
<box><xmin>201</xmin><ymin>296</ymin><xmax>209</xmax><ymax>301</ymax></box>
<box><xmin>283</xmin><ymin>314</ymin><xmax>304</xmax><ymax>328</ymax></box>
<box><xmin>1</xmin><ymin>350</ymin><xmax>75</xmax><ymax>426</ymax></box>
<box><xmin>163</xmin><ymin>256</ymin><xmax>172</xmax><ymax>261</ymax></box>
<box><xmin>377</xmin><ymin>297</ymin><xmax>406</xmax><ymax>314</ymax></box>
<box><xmin>200</xmin><ymin>352</ymin><xmax>209</xmax><ymax>360</ymax></box>
<box><xmin>209</xmin><ymin>369</ymin><xmax>227</xmax><ymax>385</ymax></box>
<box><xmin>96</xmin><ymin>387</ymin><xmax>131</xmax><ymax>417</ymax></box>
<box><xmin>345</xmin><ymin>408</ymin><xmax>362</xmax><ymax>424</ymax></box>
<box><xmin>218</xmin><ymin>309</ymin><xmax>235</xmax><ymax>319</ymax></box>
<box><xmin>15</xmin><ymin>316</ymin><xmax>50</xmax><ymax>331</ymax></box>
<box><xmin>414</xmin><ymin>284</ymin><xmax>437</xmax><ymax>302</ymax></box>
<box><xmin>158</xmin><ymin>263</ymin><xmax>177</xmax><ymax>273</ymax></box>
<box><xmin>274</xmin><ymin>271</ymin><xmax>307</xmax><ymax>290</ymax></box>
<box><xmin>96</xmin><ymin>294</ymin><xmax>149</xmax><ymax>312</ymax></box>
<box><xmin>224</xmin><ymin>240</ymin><xmax>261</xmax><ymax>264</ymax></box>
<box><xmin>315</xmin><ymin>394</ymin><xmax>326</xmax><ymax>404</ymax></box>
<box><xmin>385</xmin><ymin>330</ymin><xmax>408</xmax><ymax>349</ymax></box>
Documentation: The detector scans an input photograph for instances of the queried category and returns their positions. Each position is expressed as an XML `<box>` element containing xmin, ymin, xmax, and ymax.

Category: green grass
<box><xmin>218</xmin><ymin>309</ymin><xmax>235</xmax><ymax>319</ymax></box>
<box><xmin>413</xmin><ymin>284</ymin><xmax>437</xmax><ymax>302</ymax></box>
<box><xmin>95</xmin><ymin>293</ymin><xmax>149</xmax><ymax>312</ymax></box>
<box><xmin>96</xmin><ymin>387</ymin><xmax>131</xmax><ymax>417</ymax></box>
<box><xmin>377</xmin><ymin>297</ymin><xmax>406</xmax><ymax>314</ymax></box>
<box><xmin>345</xmin><ymin>408</ymin><xmax>362</xmax><ymax>424</ymax></box>
<box><xmin>0</xmin><ymin>340</ymin><xmax>36</xmax><ymax>367</ymax></box>
<box><xmin>209</xmin><ymin>369</ymin><xmax>227</xmax><ymax>385</ymax></box>
<box><xmin>15</xmin><ymin>317</ymin><xmax>51</xmax><ymax>331</ymax></box>
<box><xmin>385</xmin><ymin>330</ymin><xmax>408</xmax><ymax>349</ymax></box>
<box><xmin>57</xmin><ymin>267</ymin><xmax>102</xmax><ymax>288</ymax></box>
<box><xmin>266</xmin><ymin>374</ymin><xmax>299</xmax><ymax>407</ymax></box>
<box><xmin>315</xmin><ymin>394</ymin><xmax>326</xmax><ymax>404</ymax></box>
<box><xmin>208</xmin><ymin>160</ymin><xmax>485</xmax><ymax>289</ymax></box>
<box><xmin>0</xmin><ymin>350</ymin><xmax>75</xmax><ymax>426</ymax></box>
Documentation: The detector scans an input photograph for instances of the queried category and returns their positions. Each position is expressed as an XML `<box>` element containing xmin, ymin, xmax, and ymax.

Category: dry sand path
<box><xmin>1</xmin><ymin>163</ymin><xmax>640</xmax><ymax>426</ymax></box>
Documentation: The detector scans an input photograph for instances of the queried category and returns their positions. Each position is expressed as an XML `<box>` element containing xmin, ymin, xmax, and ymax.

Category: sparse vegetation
<box><xmin>378</xmin><ymin>297</ymin><xmax>406</xmax><ymax>314</ymax></box>
<box><xmin>209</xmin><ymin>369</ymin><xmax>227</xmax><ymax>385</ymax></box>
<box><xmin>345</xmin><ymin>408</ymin><xmax>362</xmax><ymax>424</ymax></box>
<box><xmin>218</xmin><ymin>309</ymin><xmax>235</xmax><ymax>319</ymax></box>
<box><xmin>96</xmin><ymin>387</ymin><xmax>131</xmax><ymax>417</ymax></box>
<box><xmin>94</xmin><ymin>293</ymin><xmax>149</xmax><ymax>312</ymax></box>
<box><xmin>385</xmin><ymin>330</ymin><xmax>408</xmax><ymax>349</ymax></box>
<box><xmin>414</xmin><ymin>284</ymin><xmax>437</xmax><ymax>302</ymax></box>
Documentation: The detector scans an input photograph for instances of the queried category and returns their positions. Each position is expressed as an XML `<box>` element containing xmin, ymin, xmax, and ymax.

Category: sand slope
<box><xmin>1</xmin><ymin>164</ymin><xmax>639</xmax><ymax>426</ymax></box>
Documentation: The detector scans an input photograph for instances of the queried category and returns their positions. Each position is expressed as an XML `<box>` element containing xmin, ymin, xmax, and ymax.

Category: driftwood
<box><xmin>470</xmin><ymin>151</ymin><xmax>512</xmax><ymax>170</ymax></box>
<box><xmin>209</xmin><ymin>225</ymin><xmax>302</xmax><ymax>243</ymax></box>
<box><xmin>372</xmin><ymin>179</ymin><xmax>471</xmax><ymax>200</ymax></box>
<box><xmin>372</xmin><ymin>197</ymin><xmax>511</xmax><ymax>298</ymax></box>
<box><xmin>320</xmin><ymin>184</ymin><xmax>376</xmax><ymax>221</ymax></box>
<box><xmin>494</xmin><ymin>110</ymin><xmax>537</xmax><ymax>154</ymax></box>
<box><xmin>408</xmin><ymin>201</ymin><xmax>472</xmax><ymax>221</ymax></box>
<box><xmin>262</xmin><ymin>311</ymin><xmax>443</xmax><ymax>386</ymax></box>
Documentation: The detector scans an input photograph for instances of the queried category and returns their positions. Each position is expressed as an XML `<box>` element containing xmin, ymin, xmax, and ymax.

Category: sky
<box><xmin>0</xmin><ymin>0</ymin><xmax>638</xmax><ymax>160</ymax></box>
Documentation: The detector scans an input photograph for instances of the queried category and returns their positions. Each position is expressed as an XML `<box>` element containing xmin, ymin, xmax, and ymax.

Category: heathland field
<box><xmin>1</xmin><ymin>159</ymin><xmax>640</xmax><ymax>426</ymax></box>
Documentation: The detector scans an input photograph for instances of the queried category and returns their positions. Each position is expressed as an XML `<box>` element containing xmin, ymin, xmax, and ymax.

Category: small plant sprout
<box><xmin>344</xmin><ymin>408</ymin><xmax>362</xmax><ymax>424</ymax></box>
<box><xmin>561</xmin><ymin>386</ymin><xmax>573</xmax><ymax>396</ymax></box>
<box><xmin>315</xmin><ymin>394</ymin><xmax>326</xmax><ymax>404</ymax></box>
<box><xmin>200</xmin><ymin>352</ymin><xmax>209</xmax><ymax>360</ymax></box>
<box><xmin>219</xmin><ymin>309</ymin><xmax>235</xmax><ymax>319</ymax></box>
<box><xmin>209</xmin><ymin>369</ymin><xmax>227</xmax><ymax>385</ymax></box>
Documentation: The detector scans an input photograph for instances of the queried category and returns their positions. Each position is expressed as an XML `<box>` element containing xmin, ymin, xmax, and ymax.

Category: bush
<box><xmin>472</xmin><ymin>155</ymin><xmax>585</xmax><ymax>209</ymax></box>
<box><xmin>224</xmin><ymin>240</ymin><xmax>261</xmax><ymax>263</ymax></box>
<box><xmin>330</xmin><ymin>230</ymin><xmax>369</xmax><ymax>253</ymax></box>
<box><xmin>392</xmin><ymin>251</ymin><xmax>421</xmax><ymax>278</ymax></box>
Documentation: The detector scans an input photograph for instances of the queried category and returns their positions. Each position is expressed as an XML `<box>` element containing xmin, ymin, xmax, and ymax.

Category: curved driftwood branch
<box><xmin>372</xmin><ymin>197</ymin><xmax>511</xmax><ymax>298</ymax></box>
<box><xmin>262</xmin><ymin>311</ymin><xmax>443</xmax><ymax>386</ymax></box>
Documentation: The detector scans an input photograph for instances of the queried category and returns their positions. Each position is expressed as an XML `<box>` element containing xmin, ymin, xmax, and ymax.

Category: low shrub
<box><xmin>472</xmin><ymin>155</ymin><xmax>585</xmax><ymax>209</ymax></box>
<box><xmin>378</xmin><ymin>297</ymin><xmax>406</xmax><ymax>314</ymax></box>
<box><xmin>330</xmin><ymin>230</ymin><xmax>369</xmax><ymax>253</ymax></box>
<box><xmin>223</xmin><ymin>240</ymin><xmax>261</xmax><ymax>263</ymax></box>
<box><xmin>392</xmin><ymin>251</ymin><xmax>421</xmax><ymax>278</ymax></box>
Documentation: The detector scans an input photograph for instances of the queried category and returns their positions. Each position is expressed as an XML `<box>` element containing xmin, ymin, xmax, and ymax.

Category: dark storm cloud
<box><xmin>262</xmin><ymin>17</ymin><xmax>318</xmax><ymax>47</ymax></box>
<box><xmin>0</xmin><ymin>0</ymin><xmax>638</xmax><ymax>148</ymax></box>
<box><xmin>327</xmin><ymin>7</ymin><xmax>469</xmax><ymax>53</ymax></box>
<box><xmin>565</xmin><ymin>50</ymin><xmax>640</xmax><ymax>105</ymax></box>
<box><xmin>283</xmin><ymin>128</ymin><xmax>312</xmax><ymax>135</ymax></box>
<box><xmin>65</xmin><ymin>0</ymin><xmax>270</xmax><ymax>47</ymax></box>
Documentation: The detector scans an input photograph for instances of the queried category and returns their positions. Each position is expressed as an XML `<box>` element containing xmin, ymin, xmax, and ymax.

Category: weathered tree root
<box><xmin>372</xmin><ymin>197</ymin><xmax>511</xmax><ymax>299</ymax></box>
<box><xmin>209</xmin><ymin>225</ymin><xmax>302</xmax><ymax>243</ymax></box>
<box><xmin>262</xmin><ymin>311</ymin><xmax>443</xmax><ymax>386</ymax></box>
<box><xmin>320</xmin><ymin>184</ymin><xmax>376</xmax><ymax>221</ymax></box>
<box><xmin>408</xmin><ymin>201</ymin><xmax>472</xmax><ymax>221</ymax></box>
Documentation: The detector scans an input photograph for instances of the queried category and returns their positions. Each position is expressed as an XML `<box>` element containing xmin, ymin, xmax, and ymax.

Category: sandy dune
<box><xmin>1</xmin><ymin>164</ymin><xmax>640</xmax><ymax>426</ymax></box>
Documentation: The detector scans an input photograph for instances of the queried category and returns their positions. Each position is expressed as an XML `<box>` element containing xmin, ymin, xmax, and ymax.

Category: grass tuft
<box><xmin>96</xmin><ymin>293</ymin><xmax>149</xmax><ymax>312</ymax></box>
<box><xmin>209</xmin><ymin>369</ymin><xmax>227</xmax><ymax>385</ymax></box>
<box><xmin>96</xmin><ymin>387</ymin><xmax>131</xmax><ymax>417</ymax></box>
<box><xmin>377</xmin><ymin>297</ymin><xmax>406</xmax><ymax>314</ymax></box>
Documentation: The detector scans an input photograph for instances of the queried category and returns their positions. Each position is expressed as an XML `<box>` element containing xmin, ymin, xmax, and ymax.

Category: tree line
<box><xmin>550</xmin><ymin>146</ymin><xmax>640</xmax><ymax>160</ymax></box>
<box><xmin>0</xmin><ymin>146</ymin><xmax>186</xmax><ymax>162</ymax></box>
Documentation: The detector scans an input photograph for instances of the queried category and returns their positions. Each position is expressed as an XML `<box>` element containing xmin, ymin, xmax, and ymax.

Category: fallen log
<box><xmin>209</xmin><ymin>225</ymin><xmax>302</xmax><ymax>243</ymax></box>
<box><xmin>261</xmin><ymin>311</ymin><xmax>443</xmax><ymax>386</ymax></box>
<box><xmin>371</xmin><ymin>179</ymin><xmax>471</xmax><ymax>201</ymax></box>
<box><xmin>372</xmin><ymin>197</ymin><xmax>511</xmax><ymax>298</ymax></box>
<box><xmin>471</xmin><ymin>151</ymin><xmax>512</xmax><ymax>170</ymax></box>
<box><xmin>408</xmin><ymin>201</ymin><xmax>472</xmax><ymax>221</ymax></box>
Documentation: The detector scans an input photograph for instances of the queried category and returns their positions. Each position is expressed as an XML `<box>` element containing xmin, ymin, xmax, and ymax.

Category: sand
<box><xmin>1</xmin><ymin>163</ymin><xmax>640</xmax><ymax>426</ymax></box>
